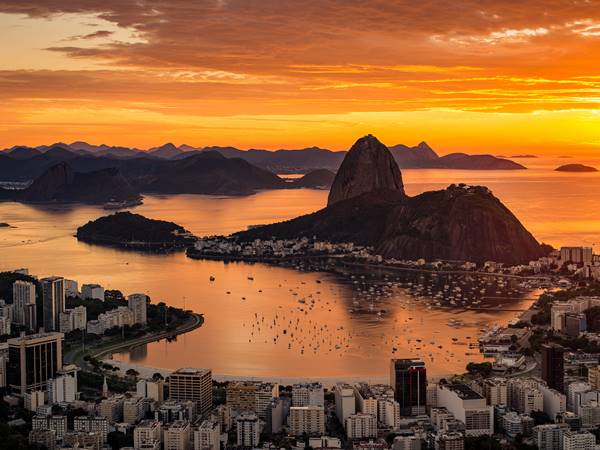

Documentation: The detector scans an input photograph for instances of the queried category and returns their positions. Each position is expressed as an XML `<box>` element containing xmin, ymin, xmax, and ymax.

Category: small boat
<box><xmin>209</xmin><ymin>276</ymin><xmax>215</xmax><ymax>282</ymax></box>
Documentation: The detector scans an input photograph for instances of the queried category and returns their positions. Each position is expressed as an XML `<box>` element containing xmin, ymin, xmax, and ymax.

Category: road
<box><xmin>64</xmin><ymin>312</ymin><xmax>203</xmax><ymax>370</ymax></box>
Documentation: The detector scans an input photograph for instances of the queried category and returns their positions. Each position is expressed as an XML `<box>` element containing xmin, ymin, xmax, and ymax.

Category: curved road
<box><xmin>64</xmin><ymin>312</ymin><xmax>203</xmax><ymax>370</ymax></box>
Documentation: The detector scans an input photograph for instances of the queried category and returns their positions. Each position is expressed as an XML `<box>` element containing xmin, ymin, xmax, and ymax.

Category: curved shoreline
<box><xmin>65</xmin><ymin>312</ymin><xmax>204</xmax><ymax>370</ymax></box>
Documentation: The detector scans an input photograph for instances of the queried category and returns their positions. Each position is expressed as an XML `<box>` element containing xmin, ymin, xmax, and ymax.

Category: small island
<box><xmin>555</xmin><ymin>163</ymin><xmax>598</xmax><ymax>173</ymax></box>
<box><xmin>76</xmin><ymin>211</ymin><xmax>196</xmax><ymax>251</ymax></box>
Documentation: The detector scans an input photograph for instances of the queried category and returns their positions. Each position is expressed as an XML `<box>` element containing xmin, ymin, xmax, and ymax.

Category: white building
<box><xmin>345</xmin><ymin>413</ymin><xmax>377</xmax><ymax>439</ymax></box>
<box><xmin>289</xmin><ymin>406</ymin><xmax>325</xmax><ymax>436</ymax></box>
<box><xmin>24</xmin><ymin>390</ymin><xmax>45</xmax><ymax>411</ymax></box>
<box><xmin>136</xmin><ymin>378</ymin><xmax>165</xmax><ymax>402</ymax></box>
<box><xmin>12</xmin><ymin>280</ymin><xmax>37</xmax><ymax>330</ymax></box>
<box><xmin>0</xmin><ymin>315</ymin><xmax>10</xmax><ymax>335</ymax></box>
<box><xmin>59</xmin><ymin>306</ymin><xmax>87</xmax><ymax>333</ymax></box>
<box><xmin>123</xmin><ymin>395</ymin><xmax>146</xmax><ymax>424</ymax></box>
<box><xmin>236</xmin><ymin>413</ymin><xmax>260</xmax><ymax>447</ymax></box>
<box><xmin>436</xmin><ymin>384</ymin><xmax>493</xmax><ymax>436</ymax></box>
<box><xmin>73</xmin><ymin>416</ymin><xmax>109</xmax><ymax>442</ymax></box>
<box><xmin>508</xmin><ymin>378</ymin><xmax>544</xmax><ymax>414</ymax></box>
<box><xmin>563</xmin><ymin>430</ymin><xmax>596</xmax><ymax>450</ymax></box>
<box><xmin>194</xmin><ymin>419</ymin><xmax>220</xmax><ymax>450</ymax></box>
<box><xmin>32</xmin><ymin>414</ymin><xmax>68</xmax><ymax>440</ymax></box>
<box><xmin>334</xmin><ymin>383</ymin><xmax>356</xmax><ymax>424</ymax></box>
<box><xmin>539</xmin><ymin>383</ymin><xmax>566</xmax><ymax>420</ymax></box>
<box><xmin>134</xmin><ymin>420</ymin><xmax>162</xmax><ymax>450</ymax></box>
<box><xmin>481</xmin><ymin>378</ymin><xmax>508</xmax><ymax>406</ymax></box>
<box><xmin>82</xmin><ymin>284</ymin><xmax>105</xmax><ymax>301</ymax></box>
<box><xmin>48</xmin><ymin>374</ymin><xmax>77</xmax><ymax>404</ymax></box>
<box><xmin>292</xmin><ymin>382</ymin><xmax>324</xmax><ymax>407</ymax></box>
<box><xmin>164</xmin><ymin>420</ymin><xmax>190</xmax><ymax>450</ymax></box>
<box><xmin>128</xmin><ymin>293</ymin><xmax>148</xmax><ymax>325</ymax></box>
<box><xmin>535</xmin><ymin>423</ymin><xmax>569</xmax><ymax>450</ymax></box>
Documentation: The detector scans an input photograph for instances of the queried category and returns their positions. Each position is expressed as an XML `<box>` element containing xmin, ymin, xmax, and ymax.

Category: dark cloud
<box><xmin>65</xmin><ymin>29</ymin><xmax>113</xmax><ymax>40</ymax></box>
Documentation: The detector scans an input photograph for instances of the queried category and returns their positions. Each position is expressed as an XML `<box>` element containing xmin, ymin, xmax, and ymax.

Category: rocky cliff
<box><xmin>327</xmin><ymin>134</ymin><xmax>404</xmax><ymax>206</ymax></box>
<box><xmin>237</xmin><ymin>135</ymin><xmax>543</xmax><ymax>265</ymax></box>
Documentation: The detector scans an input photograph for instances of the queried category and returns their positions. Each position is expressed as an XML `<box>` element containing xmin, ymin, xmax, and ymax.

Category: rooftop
<box><xmin>445</xmin><ymin>384</ymin><xmax>484</xmax><ymax>400</ymax></box>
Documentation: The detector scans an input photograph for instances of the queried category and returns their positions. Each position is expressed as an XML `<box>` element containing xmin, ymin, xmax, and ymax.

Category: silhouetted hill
<box><xmin>0</xmin><ymin>162</ymin><xmax>140</xmax><ymax>204</ymax></box>
<box><xmin>291</xmin><ymin>169</ymin><xmax>336</xmax><ymax>189</ymax></box>
<box><xmin>235</xmin><ymin>136</ymin><xmax>542</xmax><ymax>265</ymax></box>
<box><xmin>328</xmin><ymin>135</ymin><xmax>404</xmax><ymax>205</ymax></box>
<box><xmin>555</xmin><ymin>164</ymin><xmax>598</xmax><ymax>172</ymax></box>
<box><xmin>77</xmin><ymin>211</ymin><xmax>195</xmax><ymax>248</ymax></box>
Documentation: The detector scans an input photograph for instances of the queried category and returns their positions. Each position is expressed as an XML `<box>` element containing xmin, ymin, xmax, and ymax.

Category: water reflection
<box><xmin>0</xmin><ymin>163</ymin><xmax>598</xmax><ymax>379</ymax></box>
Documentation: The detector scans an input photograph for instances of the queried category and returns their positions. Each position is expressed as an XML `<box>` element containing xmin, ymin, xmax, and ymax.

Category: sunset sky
<box><xmin>1</xmin><ymin>0</ymin><xmax>599</xmax><ymax>154</ymax></box>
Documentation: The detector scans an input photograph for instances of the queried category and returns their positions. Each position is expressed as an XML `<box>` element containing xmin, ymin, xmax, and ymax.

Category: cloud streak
<box><xmin>0</xmin><ymin>0</ymin><xmax>599</xmax><ymax>149</ymax></box>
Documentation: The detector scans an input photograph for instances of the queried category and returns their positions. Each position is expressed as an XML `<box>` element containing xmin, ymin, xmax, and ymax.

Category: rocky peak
<box><xmin>327</xmin><ymin>134</ymin><xmax>404</xmax><ymax>206</ymax></box>
<box><xmin>414</xmin><ymin>141</ymin><xmax>438</xmax><ymax>160</ymax></box>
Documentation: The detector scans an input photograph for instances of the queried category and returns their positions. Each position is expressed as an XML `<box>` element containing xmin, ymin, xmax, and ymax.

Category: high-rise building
<box><xmin>563</xmin><ymin>430</ymin><xmax>596</xmax><ymax>450</ymax></box>
<box><xmin>481</xmin><ymin>378</ymin><xmax>508</xmax><ymax>406</ymax></box>
<box><xmin>48</xmin><ymin>374</ymin><xmax>77</xmax><ymax>404</ymax></box>
<box><xmin>29</xmin><ymin>429</ymin><xmax>56</xmax><ymax>450</ymax></box>
<box><xmin>73</xmin><ymin>416</ymin><xmax>109</xmax><ymax>442</ymax></box>
<box><xmin>13</xmin><ymin>280</ymin><xmax>37</xmax><ymax>331</ymax></box>
<box><xmin>292</xmin><ymin>382</ymin><xmax>324</xmax><ymax>407</ymax></box>
<box><xmin>128</xmin><ymin>293</ymin><xmax>148</xmax><ymax>325</ymax></box>
<box><xmin>534</xmin><ymin>423</ymin><xmax>569</xmax><ymax>450</ymax></box>
<box><xmin>41</xmin><ymin>276</ymin><xmax>65</xmax><ymax>331</ymax></box>
<box><xmin>542</xmin><ymin>344</ymin><xmax>565</xmax><ymax>392</ymax></box>
<box><xmin>436</xmin><ymin>383</ymin><xmax>493</xmax><ymax>437</ymax></box>
<box><xmin>164</xmin><ymin>420</ymin><xmax>191</xmax><ymax>450</ymax></box>
<box><xmin>63</xmin><ymin>431</ymin><xmax>102</xmax><ymax>450</ymax></box>
<box><xmin>560</xmin><ymin>247</ymin><xmax>593</xmax><ymax>265</ymax></box>
<box><xmin>289</xmin><ymin>405</ymin><xmax>325</xmax><ymax>436</ymax></box>
<box><xmin>226</xmin><ymin>380</ymin><xmax>278</xmax><ymax>419</ymax></box>
<box><xmin>589</xmin><ymin>366</ymin><xmax>600</xmax><ymax>389</ymax></box>
<box><xmin>64</xmin><ymin>279</ymin><xmax>79</xmax><ymax>298</ymax></box>
<box><xmin>134</xmin><ymin>420</ymin><xmax>162</xmax><ymax>450</ymax></box>
<box><xmin>82</xmin><ymin>284</ymin><xmax>104</xmax><ymax>301</ymax></box>
<box><xmin>390</xmin><ymin>358</ymin><xmax>427</xmax><ymax>416</ymax></box>
<box><xmin>334</xmin><ymin>383</ymin><xmax>356</xmax><ymax>423</ymax></box>
<box><xmin>24</xmin><ymin>390</ymin><xmax>45</xmax><ymax>411</ymax></box>
<box><xmin>194</xmin><ymin>419</ymin><xmax>220</xmax><ymax>450</ymax></box>
<box><xmin>32</xmin><ymin>414</ymin><xmax>67</xmax><ymax>440</ymax></box>
<box><xmin>59</xmin><ymin>306</ymin><xmax>87</xmax><ymax>333</ymax></box>
<box><xmin>236</xmin><ymin>413</ymin><xmax>260</xmax><ymax>447</ymax></box>
<box><xmin>345</xmin><ymin>413</ymin><xmax>377</xmax><ymax>439</ymax></box>
<box><xmin>436</xmin><ymin>432</ymin><xmax>464</xmax><ymax>450</ymax></box>
<box><xmin>7</xmin><ymin>331</ymin><xmax>63</xmax><ymax>394</ymax></box>
<box><xmin>169</xmin><ymin>368</ymin><xmax>213</xmax><ymax>414</ymax></box>
<box><xmin>137</xmin><ymin>378</ymin><xmax>165</xmax><ymax>402</ymax></box>
<box><xmin>100</xmin><ymin>394</ymin><xmax>125</xmax><ymax>422</ymax></box>
<box><xmin>123</xmin><ymin>396</ymin><xmax>147</xmax><ymax>424</ymax></box>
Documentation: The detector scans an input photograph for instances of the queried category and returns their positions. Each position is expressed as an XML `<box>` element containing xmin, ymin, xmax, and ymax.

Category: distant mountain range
<box><xmin>1</xmin><ymin>140</ymin><xmax>526</xmax><ymax>174</ymax></box>
<box><xmin>0</xmin><ymin>162</ymin><xmax>139</xmax><ymax>204</ymax></box>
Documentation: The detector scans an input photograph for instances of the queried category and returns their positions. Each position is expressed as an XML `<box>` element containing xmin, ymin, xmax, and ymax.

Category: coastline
<box><xmin>64</xmin><ymin>311</ymin><xmax>204</xmax><ymax>370</ymax></box>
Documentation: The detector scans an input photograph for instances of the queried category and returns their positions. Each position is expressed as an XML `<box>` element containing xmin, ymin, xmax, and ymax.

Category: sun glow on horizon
<box><xmin>0</xmin><ymin>2</ymin><xmax>599</xmax><ymax>154</ymax></box>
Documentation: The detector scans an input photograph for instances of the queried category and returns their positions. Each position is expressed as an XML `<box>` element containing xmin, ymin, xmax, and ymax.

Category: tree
<box><xmin>107</xmin><ymin>431</ymin><xmax>133</xmax><ymax>450</ymax></box>
<box><xmin>125</xmin><ymin>369</ymin><xmax>139</xmax><ymax>380</ymax></box>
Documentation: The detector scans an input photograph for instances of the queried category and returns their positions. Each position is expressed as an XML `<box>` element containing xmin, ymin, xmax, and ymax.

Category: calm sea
<box><xmin>0</xmin><ymin>157</ymin><xmax>598</xmax><ymax>381</ymax></box>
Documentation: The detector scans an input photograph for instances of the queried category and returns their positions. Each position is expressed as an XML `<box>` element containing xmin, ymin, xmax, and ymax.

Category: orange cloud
<box><xmin>0</xmin><ymin>0</ymin><xmax>599</xmax><ymax>151</ymax></box>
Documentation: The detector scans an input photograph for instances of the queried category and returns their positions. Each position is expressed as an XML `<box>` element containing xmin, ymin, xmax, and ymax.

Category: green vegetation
<box><xmin>466</xmin><ymin>362</ymin><xmax>493</xmax><ymax>377</ymax></box>
<box><xmin>76</xmin><ymin>211</ymin><xmax>194</xmax><ymax>247</ymax></box>
<box><xmin>465</xmin><ymin>436</ymin><xmax>502</xmax><ymax>450</ymax></box>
